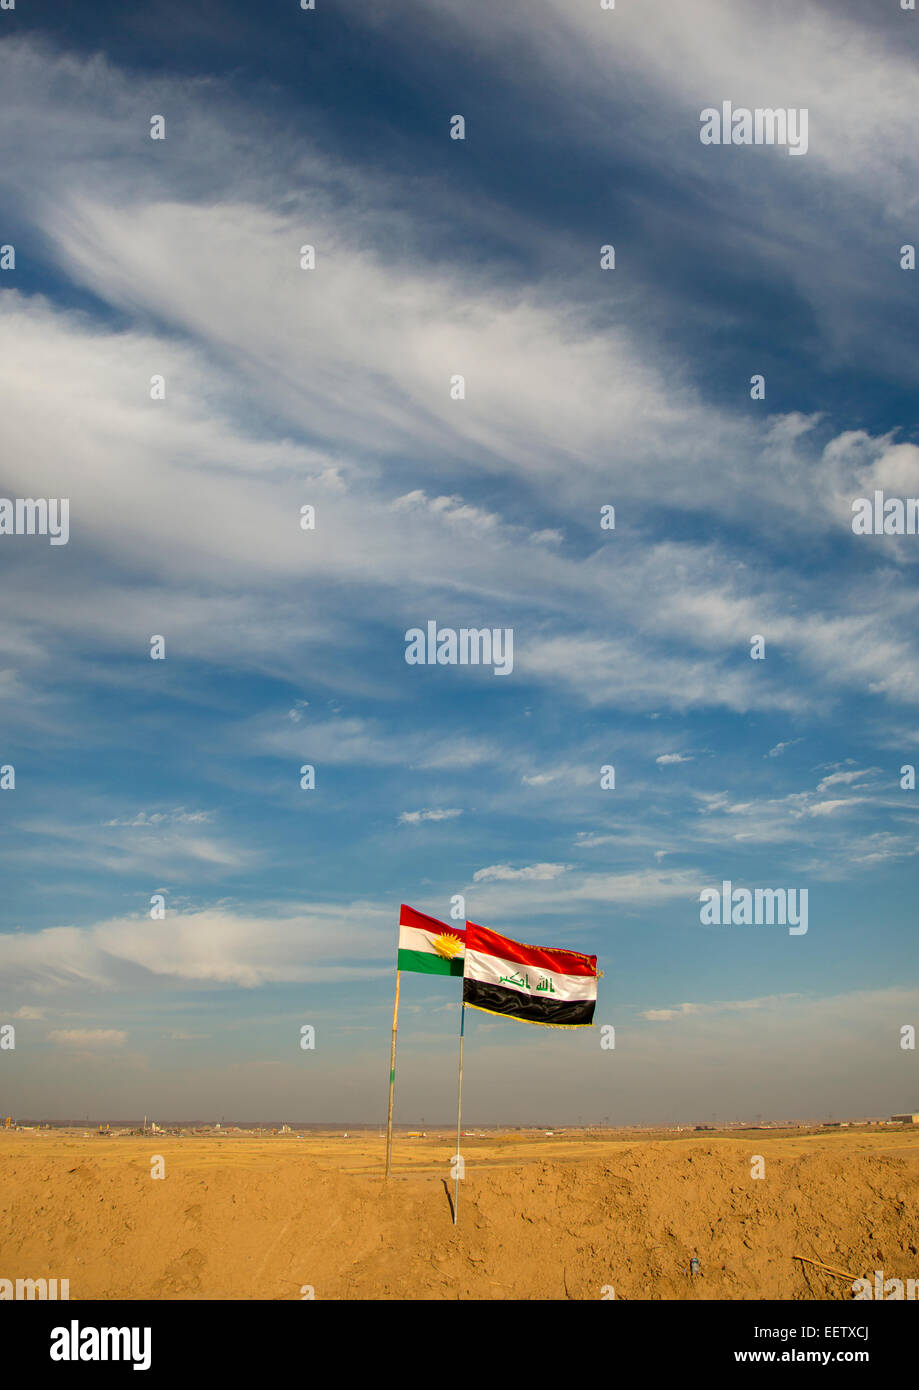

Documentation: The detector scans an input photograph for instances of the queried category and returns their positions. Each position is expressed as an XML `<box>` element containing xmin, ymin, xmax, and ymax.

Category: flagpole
<box><xmin>384</xmin><ymin>969</ymin><xmax>401</xmax><ymax>1177</ymax></box>
<box><xmin>453</xmin><ymin>1001</ymin><xmax>465</xmax><ymax>1224</ymax></box>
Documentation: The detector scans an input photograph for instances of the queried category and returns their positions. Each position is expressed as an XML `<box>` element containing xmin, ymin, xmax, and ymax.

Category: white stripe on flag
<box><xmin>464</xmin><ymin>948</ymin><xmax>596</xmax><ymax>1002</ymax></box>
<box><xmin>399</xmin><ymin>924</ymin><xmax>465</xmax><ymax>956</ymax></box>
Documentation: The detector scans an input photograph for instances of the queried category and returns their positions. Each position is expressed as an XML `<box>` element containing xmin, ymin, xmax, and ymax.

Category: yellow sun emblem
<box><xmin>432</xmin><ymin>932</ymin><xmax>463</xmax><ymax>960</ymax></box>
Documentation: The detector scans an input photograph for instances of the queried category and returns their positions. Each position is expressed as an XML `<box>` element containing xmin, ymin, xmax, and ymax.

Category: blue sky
<box><xmin>1</xmin><ymin>0</ymin><xmax>918</xmax><ymax>1125</ymax></box>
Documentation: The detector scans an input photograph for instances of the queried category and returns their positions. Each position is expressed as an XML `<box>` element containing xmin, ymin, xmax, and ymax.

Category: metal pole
<box><xmin>385</xmin><ymin>970</ymin><xmax>401</xmax><ymax>1177</ymax></box>
<box><xmin>453</xmin><ymin>1002</ymin><xmax>465</xmax><ymax>1225</ymax></box>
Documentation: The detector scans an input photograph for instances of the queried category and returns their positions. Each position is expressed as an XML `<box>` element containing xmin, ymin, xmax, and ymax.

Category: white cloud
<box><xmin>640</xmin><ymin>994</ymin><xmax>802</xmax><ymax>1022</ymax></box>
<box><xmin>102</xmin><ymin>809</ymin><xmax>213</xmax><ymax>828</ymax></box>
<box><xmin>466</xmin><ymin>866</ymin><xmax>704</xmax><ymax>924</ymax></box>
<box><xmin>804</xmin><ymin>798</ymin><xmax>867</xmax><ymax>817</ymax></box>
<box><xmin>252</xmin><ymin>711</ymin><xmax>501</xmax><ymax>771</ymax></box>
<box><xmin>47</xmin><ymin>1029</ymin><xmax>126</xmax><ymax>1047</ymax></box>
<box><xmin>816</xmin><ymin>768</ymin><xmax>875</xmax><ymax>793</ymax></box>
<box><xmin>414</xmin><ymin>0</ymin><xmax>919</xmax><ymax>385</ymax></box>
<box><xmin>472</xmin><ymin>862</ymin><xmax>570</xmax><ymax>883</ymax></box>
<box><xmin>11</xmin><ymin>812</ymin><xmax>252</xmax><ymax>879</ymax></box>
<box><xmin>0</xmin><ymin>903</ymin><xmax>395</xmax><ymax>995</ymax></box>
<box><xmin>767</xmin><ymin>739</ymin><xmax>802</xmax><ymax>758</ymax></box>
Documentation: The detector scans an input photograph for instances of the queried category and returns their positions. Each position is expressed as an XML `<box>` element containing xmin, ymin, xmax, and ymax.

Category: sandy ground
<box><xmin>2</xmin><ymin>1127</ymin><xmax>918</xmax><ymax>1300</ymax></box>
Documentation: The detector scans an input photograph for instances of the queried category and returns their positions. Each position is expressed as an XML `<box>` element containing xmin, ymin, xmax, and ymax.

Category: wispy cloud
<box><xmin>0</xmin><ymin>904</ymin><xmax>395</xmax><ymax>996</ymax></box>
<box><xmin>472</xmin><ymin>863</ymin><xmax>570</xmax><ymax>883</ymax></box>
<box><xmin>47</xmin><ymin>1029</ymin><xmax>127</xmax><ymax>1048</ymax></box>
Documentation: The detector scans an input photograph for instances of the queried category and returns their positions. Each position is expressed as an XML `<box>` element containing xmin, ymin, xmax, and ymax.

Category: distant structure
<box><xmin>891</xmin><ymin>1113</ymin><xmax>919</xmax><ymax>1125</ymax></box>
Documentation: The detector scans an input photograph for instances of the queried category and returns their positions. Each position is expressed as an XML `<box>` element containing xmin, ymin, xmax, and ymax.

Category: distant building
<box><xmin>891</xmin><ymin>1113</ymin><xmax>919</xmax><ymax>1125</ymax></box>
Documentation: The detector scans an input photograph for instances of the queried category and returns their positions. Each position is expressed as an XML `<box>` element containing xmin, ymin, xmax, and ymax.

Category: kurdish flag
<box><xmin>398</xmin><ymin>904</ymin><xmax>465</xmax><ymax>977</ymax></box>
<box><xmin>463</xmin><ymin>921</ymin><xmax>597</xmax><ymax>1027</ymax></box>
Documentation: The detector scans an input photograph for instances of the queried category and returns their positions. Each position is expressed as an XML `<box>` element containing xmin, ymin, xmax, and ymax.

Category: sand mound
<box><xmin>2</xmin><ymin>1134</ymin><xmax>917</xmax><ymax>1299</ymax></box>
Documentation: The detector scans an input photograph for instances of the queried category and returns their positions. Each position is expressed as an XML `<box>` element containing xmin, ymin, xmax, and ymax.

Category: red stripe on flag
<box><xmin>465</xmin><ymin>922</ymin><xmax>596</xmax><ymax>977</ymax></box>
<box><xmin>399</xmin><ymin>903</ymin><xmax>466</xmax><ymax>941</ymax></box>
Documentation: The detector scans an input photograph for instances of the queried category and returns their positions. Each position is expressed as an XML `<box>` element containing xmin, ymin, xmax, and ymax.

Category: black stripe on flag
<box><xmin>463</xmin><ymin>978</ymin><xmax>595</xmax><ymax>1027</ymax></box>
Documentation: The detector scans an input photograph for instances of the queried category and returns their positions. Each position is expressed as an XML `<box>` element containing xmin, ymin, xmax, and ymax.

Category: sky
<box><xmin>1</xmin><ymin>0</ymin><xmax>918</xmax><ymax>1126</ymax></box>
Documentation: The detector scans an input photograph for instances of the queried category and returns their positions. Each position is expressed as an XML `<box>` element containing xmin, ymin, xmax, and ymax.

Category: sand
<box><xmin>2</xmin><ymin>1127</ymin><xmax>918</xmax><ymax>1299</ymax></box>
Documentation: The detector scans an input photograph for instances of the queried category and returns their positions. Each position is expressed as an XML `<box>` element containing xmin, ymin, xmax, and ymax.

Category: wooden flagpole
<box><xmin>452</xmin><ymin>1001</ymin><xmax>465</xmax><ymax>1224</ymax></box>
<box><xmin>384</xmin><ymin>969</ymin><xmax>401</xmax><ymax>1177</ymax></box>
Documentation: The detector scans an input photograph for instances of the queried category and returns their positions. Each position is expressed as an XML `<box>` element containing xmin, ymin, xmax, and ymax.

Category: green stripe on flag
<box><xmin>397</xmin><ymin>948</ymin><xmax>463</xmax><ymax>976</ymax></box>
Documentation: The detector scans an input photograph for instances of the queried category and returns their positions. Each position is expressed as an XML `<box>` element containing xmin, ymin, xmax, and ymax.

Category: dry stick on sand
<box><xmin>793</xmin><ymin>1254</ymin><xmax>861</xmax><ymax>1283</ymax></box>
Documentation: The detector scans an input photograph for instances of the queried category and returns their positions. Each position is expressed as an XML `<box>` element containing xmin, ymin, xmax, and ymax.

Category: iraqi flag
<box><xmin>397</xmin><ymin>904</ymin><xmax>465</xmax><ymax>977</ymax></box>
<box><xmin>463</xmin><ymin>922</ymin><xmax>597</xmax><ymax>1027</ymax></box>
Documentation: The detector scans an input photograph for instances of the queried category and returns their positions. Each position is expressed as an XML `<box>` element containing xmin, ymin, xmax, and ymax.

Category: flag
<box><xmin>463</xmin><ymin>921</ymin><xmax>597</xmax><ymax>1027</ymax></box>
<box><xmin>397</xmin><ymin>904</ymin><xmax>465</xmax><ymax>976</ymax></box>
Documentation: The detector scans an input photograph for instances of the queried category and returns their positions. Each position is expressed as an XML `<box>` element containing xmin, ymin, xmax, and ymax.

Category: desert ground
<box><xmin>2</xmin><ymin>1126</ymin><xmax>918</xmax><ymax>1300</ymax></box>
